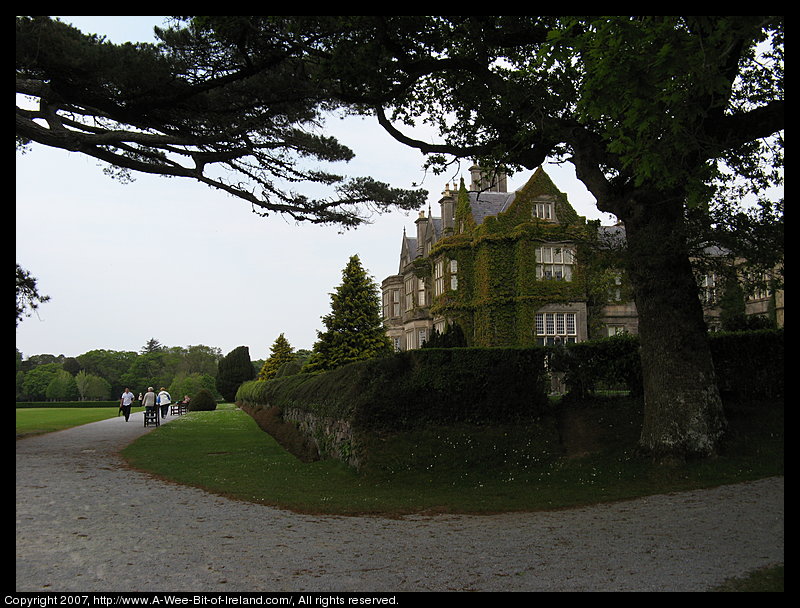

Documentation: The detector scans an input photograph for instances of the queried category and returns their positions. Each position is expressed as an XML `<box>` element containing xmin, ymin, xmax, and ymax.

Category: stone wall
<box><xmin>282</xmin><ymin>406</ymin><xmax>362</xmax><ymax>469</ymax></box>
<box><xmin>239</xmin><ymin>401</ymin><xmax>362</xmax><ymax>469</ymax></box>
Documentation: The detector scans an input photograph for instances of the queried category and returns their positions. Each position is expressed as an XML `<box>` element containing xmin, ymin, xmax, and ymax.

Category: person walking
<box><xmin>119</xmin><ymin>388</ymin><xmax>136</xmax><ymax>422</ymax></box>
<box><xmin>157</xmin><ymin>387</ymin><xmax>172</xmax><ymax>419</ymax></box>
<box><xmin>141</xmin><ymin>386</ymin><xmax>156</xmax><ymax>414</ymax></box>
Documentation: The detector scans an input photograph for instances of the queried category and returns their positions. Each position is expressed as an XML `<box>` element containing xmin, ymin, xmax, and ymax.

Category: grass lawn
<box><xmin>120</xmin><ymin>398</ymin><xmax>784</xmax><ymax>517</ymax></box>
<box><xmin>15</xmin><ymin>406</ymin><xmax>144</xmax><ymax>439</ymax></box>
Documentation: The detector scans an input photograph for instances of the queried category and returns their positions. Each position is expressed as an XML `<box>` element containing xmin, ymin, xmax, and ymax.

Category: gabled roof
<box><xmin>399</xmin><ymin>232</ymin><xmax>418</xmax><ymax>272</ymax></box>
<box><xmin>467</xmin><ymin>191</ymin><xmax>517</xmax><ymax>225</ymax></box>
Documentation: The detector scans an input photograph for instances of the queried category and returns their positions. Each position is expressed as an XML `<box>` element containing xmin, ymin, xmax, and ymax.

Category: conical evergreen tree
<box><xmin>304</xmin><ymin>255</ymin><xmax>392</xmax><ymax>373</ymax></box>
<box><xmin>215</xmin><ymin>345</ymin><xmax>255</xmax><ymax>402</ymax></box>
<box><xmin>258</xmin><ymin>333</ymin><xmax>295</xmax><ymax>380</ymax></box>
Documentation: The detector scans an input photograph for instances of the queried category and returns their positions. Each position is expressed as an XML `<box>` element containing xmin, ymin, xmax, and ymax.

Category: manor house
<box><xmin>381</xmin><ymin>166</ymin><xmax>783</xmax><ymax>350</ymax></box>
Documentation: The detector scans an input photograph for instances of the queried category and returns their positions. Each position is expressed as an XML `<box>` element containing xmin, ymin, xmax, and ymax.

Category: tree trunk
<box><xmin>621</xmin><ymin>191</ymin><xmax>727</xmax><ymax>460</ymax></box>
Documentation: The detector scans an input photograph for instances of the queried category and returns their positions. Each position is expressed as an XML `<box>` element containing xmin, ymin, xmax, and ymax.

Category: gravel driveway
<box><xmin>16</xmin><ymin>410</ymin><xmax>784</xmax><ymax>592</ymax></box>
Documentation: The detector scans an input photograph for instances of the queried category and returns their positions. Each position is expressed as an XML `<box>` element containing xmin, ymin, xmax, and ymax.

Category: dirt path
<box><xmin>16</xmin><ymin>411</ymin><xmax>784</xmax><ymax>592</ymax></box>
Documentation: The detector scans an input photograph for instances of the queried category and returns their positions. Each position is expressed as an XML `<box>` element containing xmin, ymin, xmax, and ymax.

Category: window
<box><xmin>383</xmin><ymin>288</ymin><xmax>401</xmax><ymax>319</ymax></box>
<box><xmin>405</xmin><ymin>328</ymin><xmax>427</xmax><ymax>350</ymax></box>
<box><xmin>434</xmin><ymin>259</ymin><xmax>445</xmax><ymax>296</ymax></box>
<box><xmin>700</xmin><ymin>273</ymin><xmax>717</xmax><ymax>305</ymax></box>
<box><xmin>404</xmin><ymin>277</ymin><xmax>414</xmax><ymax>311</ymax></box>
<box><xmin>535</xmin><ymin>312</ymin><xmax>578</xmax><ymax>346</ymax></box>
<box><xmin>536</xmin><ymin>246</ymin><xmax>575</xmax><ymax>281</ymax></box>
<box><xmin>532</xmin><ymin>202</ymin><xmax>554</xmax><ymax>220</ymax></box>
<box><xmin>450</xmin><ymin>258</ymin><xmax>458</xmax><ymax>291</ymax></box>
<box><xmin>609</xmin><ymin>272</ymin><xmax>623</xmax><ymax>302</ymax></box>
<box><xmin>607</xmin><ymin>325</ymin><xmax>626</xmax><ymax>337</ymax></box>
<box><xmin>417</xmin><ymin>277</ymin><xmax>426</xmax><ymax>307</ymax></box>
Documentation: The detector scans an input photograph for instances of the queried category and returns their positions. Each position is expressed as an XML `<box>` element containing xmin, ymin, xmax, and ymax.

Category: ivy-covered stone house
<box><xmin>381</xmin><ymin>166</ymin><xmax>633</xmax><ymax>350</ymax></box>
<box><xmin>380</xmin><ymin>165</ymin><xmax>783</xmax><ymax>350</ymax></box>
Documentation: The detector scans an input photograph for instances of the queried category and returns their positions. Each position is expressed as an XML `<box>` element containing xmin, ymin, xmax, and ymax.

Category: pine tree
<box><xmin>304</xmin><ymin>255</ymin><xmax>392</xmax><ymax>373</ymax></box>
<box><xmin>215</xmin><ymin>346</ymin><xmax>255</xmax><ymax>402</ymax></box>
<box><xmin>258</xmin><ymin>333</ymin><xmax>295</xmax><ymax>381</ymax></box>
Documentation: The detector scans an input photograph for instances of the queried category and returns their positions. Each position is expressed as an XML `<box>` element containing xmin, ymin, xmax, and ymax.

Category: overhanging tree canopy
<box><xmin>15</xmin><ymin>16</ymin><xmax>427</xmax><ymax>227</ymax></box>
<box><xmin>275</xmin><ymin>15</ymin><xmax>783</xmax><ymax>459</ymax></box>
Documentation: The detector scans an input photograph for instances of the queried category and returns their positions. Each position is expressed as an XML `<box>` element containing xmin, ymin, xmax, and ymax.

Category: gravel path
<box><xmin>16</xmin><ymin>411</ymin><xmax>784</xmax><ymax>593</ymax></box>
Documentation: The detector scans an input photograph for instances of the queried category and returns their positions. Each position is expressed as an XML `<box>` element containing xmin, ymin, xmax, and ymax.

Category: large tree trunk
<box><xmin>621</xmin><ymin>191</ymin><xmax>727</xmax><ymax>460</ymax></box>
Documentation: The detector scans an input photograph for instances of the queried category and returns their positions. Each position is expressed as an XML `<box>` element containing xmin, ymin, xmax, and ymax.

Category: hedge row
<box><xmin>237</xmin><ymin>347</ymin><xmax>552</xmax><ymax>433</ymax></box>
<box><xmin>238</xmin><ymin>329</ymin><xmax>782</xmax><ymax>430</ymax></box>
<box><xmin>710</xmin><ymin>329</ymin><xmax>784</xmax><ymax>401</ymax></box>
<box><xmin>15</xmin><ymin>400</ymin><xmax>120</xmax><ymax>409</ymax></box>
<box><xmin>550</xmin><ymin>329</ymin><xmax>784</xmax><ymax>402</ymax></box>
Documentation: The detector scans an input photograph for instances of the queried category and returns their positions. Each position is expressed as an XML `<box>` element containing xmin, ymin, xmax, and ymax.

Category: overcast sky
<box><xmin>16</xmin><ymin>16</ymin><xmax>612</xmax><ymax>361</ymax></box>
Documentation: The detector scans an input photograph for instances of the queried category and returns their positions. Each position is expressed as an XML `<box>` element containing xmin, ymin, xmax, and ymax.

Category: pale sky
<box><xmin>15</xmin><ymin>16</ymin><xmax>611</xmax><ymax>361</ymax></box>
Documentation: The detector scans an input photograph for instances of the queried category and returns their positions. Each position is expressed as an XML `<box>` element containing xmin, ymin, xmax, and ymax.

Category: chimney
<box><xmin>470</xmin><ymin>164</ymin><xmax>508</xmax><ymax>192</ymax></box>
<box><xmin>440</xmin><ymin>183</ymin><xmax>455</xmax><ymax>235</ymax></box>
<box><xmin>415</xmin><ymin>209</ymin><xmax>428</xmax><ymax>257</ymax></box>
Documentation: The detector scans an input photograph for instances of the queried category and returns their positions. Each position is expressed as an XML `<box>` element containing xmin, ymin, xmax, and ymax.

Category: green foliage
<box><xmin>423</xmin><ymin>323</ymin><xmax>467</xmax><ymax>348</ymax></box>
<box><xmin>44</xmin><ymin>369</ymin><xmax>79</xmax><ymax>401</ymax></box>
<box><xmin>189</xmin><ymin>388</ymin><xmax>217</xmax><ymax>411</ymax></box>
<box><xmin>16</xmin><ymin>263</ymin><xmax>50</xmax><ymax>327</ymax></box>
<box><xmin>15</xmin><ymin>16</ymin><xmax>427</xmax><ymax>227</ymax></box>
<box><xmin>216</xmin><ymin>346</ymin><xmax>256</xmax><ymax>402</ymax></box>
<box><xmin>257</xmin><ymin>334</ymin><xmax>295</xmax><ymax>381</ymax></box>
<box><xmin>16</xmin><ymin>401</ymin><xmax>119</xmax><ymax>409</ymax></box>
<box><xmin>170</xmin><ymin>372</ymin><xmax>219</xmax><ymax>401</ymax></box>
<box><xmin>75</xmin><ymin>349</ymin><xmax>138</xmax><ymax>398</ymax></box>
<box><xmin>548</xmin><ymin>334</ymin><xmax>643</xmax><ymax>399</ymax></box>
<box><xmin>22</xmin><ymin>363</ymin><xmax>62</xmax><ymax>401</ymax></box>
<box><xmin>74</xmin><ymin>370</ymin><xmax>112</xmax><ymax>401</ymax></box>
<box><xmin>240</xmin><ymin>347</ymin><xmax>551</xmax><ymax>434</ymax></box>
<box><xmin>303</xmin><ymin>255</ymin><xmax>393</xmax><ymax>373</ymax></box>
<box><xmin>119</xmin><ymin>352</ymin><xmax>170</xmax><ymax>394</ymax></box>
<box><xmin>710</xmin><ymin>329</ymin><xmax>784</xmax><ymax>402</ymax></box>
<box><xmin>549</xmin><ymin>329</ymin><xmax>783</xmax><ymax>403</ymax></box>
<box><xmin>275</xmin><ymin>357</ymin><xmax>305</xmax><ymax>378</ymax></box>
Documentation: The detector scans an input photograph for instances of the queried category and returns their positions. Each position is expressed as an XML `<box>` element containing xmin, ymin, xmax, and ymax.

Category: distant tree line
<box><xmin>16</xmin><ymin>339</ymin><xmax>262</xmax><ymax>403</ymax></box>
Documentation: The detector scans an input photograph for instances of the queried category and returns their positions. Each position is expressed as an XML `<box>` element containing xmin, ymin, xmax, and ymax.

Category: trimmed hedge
<box><xmin>548</xmin><ymin>333</ymin><xmax>643</xmax><ymax>398</ymax></box>
<box><xmin>15</xmin><ymin>400</ymin><xmax>120</xmax><ymax>409</ymax></box>
<box><xmin>710</xmin><ymin>328</ymin><xmax>784</xmax><ymax>401</ymax></box>
<box><xmin>237</xmin><ymin>347</ymin><xmax>552</xmax><ymax>433</ymax></box>
<box><xmin>549</xmin><ymin>329</ymin><xmax>784</xmax><ymax>402</ymax></box>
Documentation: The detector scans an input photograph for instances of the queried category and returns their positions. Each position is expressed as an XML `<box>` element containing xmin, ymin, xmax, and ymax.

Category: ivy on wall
<box><xmin>424</xmin><ymin>168</ymin><xmax>620</xmax><ymax>347</ymax></box>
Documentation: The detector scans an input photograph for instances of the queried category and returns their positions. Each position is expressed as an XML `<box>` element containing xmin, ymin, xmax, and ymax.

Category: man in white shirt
<box><xmin>119</xmin><ymin>388</ymin><xmax>136</xmax><ymax>422</ymax></box>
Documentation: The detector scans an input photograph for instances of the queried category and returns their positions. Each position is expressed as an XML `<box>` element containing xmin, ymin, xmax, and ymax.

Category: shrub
<box><xmin>189</xmin><ymin>388</ymin><xmax>217</xmax><ymax>411</ymax></box>
<box><xmin>550</xmin><ymin>333</ymin><xmax>643</xmax><ymax>398</ymax></box>
<box><xmin>216</xmin><ymin>346</ymin><xmax>255</xmax><ymax>402</ymax></box>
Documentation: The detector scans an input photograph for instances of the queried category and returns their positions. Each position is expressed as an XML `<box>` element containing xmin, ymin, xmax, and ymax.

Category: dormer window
<box><xmin>532</xmin><ymin>202</ymin><xmax>554</xmax><ymax>220</ymax></box>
